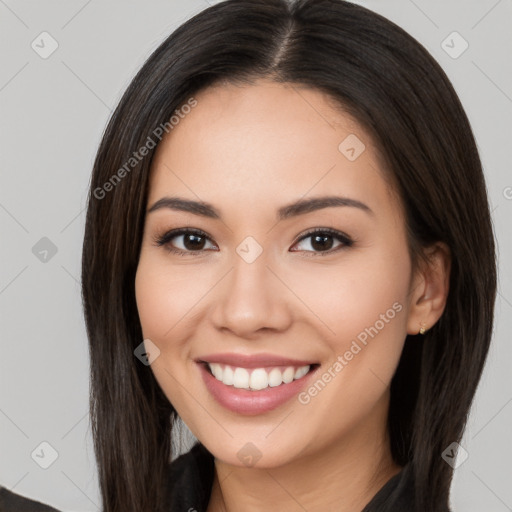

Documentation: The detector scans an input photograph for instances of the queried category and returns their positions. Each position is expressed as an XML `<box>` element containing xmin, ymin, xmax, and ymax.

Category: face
<box><xmin>135</xmin><ymin>80</ymin><xmax>416</xmax><ymax>469</ymax></box>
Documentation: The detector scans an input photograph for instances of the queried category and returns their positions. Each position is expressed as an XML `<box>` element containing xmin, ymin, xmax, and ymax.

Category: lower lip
<box><xmin>198</xmin><ymin>363</ymin><xmax>317</xmax><ymax>415</ymax></box>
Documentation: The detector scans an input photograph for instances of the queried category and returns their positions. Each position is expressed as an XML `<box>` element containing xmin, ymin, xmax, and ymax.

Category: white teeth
<box><xmin>207</xmin><ymin>363</ymin><xmax>311</xmax><ymax>390</ymax></box>
<box><xmin>250</xmin><ymin>368</ymin><xmax>268</xmax><ymax>390</ymax></box>
<box><xmin>223</xmin><ymin>365</ymin><xmax>234</xmax><ymax>385</ymax></box>
<box><xmin>268</xmin><ymin>368</ymin><xmax>282</xmax><ymax>387</ymax></box>
<box><xmin>294</xmin><ymin>366</ymin><xmax>309</xmax><ymax>379</ymax></box>
<box><xmin>233</xmin><ymin>367</ymin><xmax>250</xmax><ymax>389</ymax></box>
<box><xmin>282</xmin><ymin>367</ymin><xmax>295</xmax><ymax>384</ymax></box>
<box><xmin>210</xmin><ymin>363</ymin><xmax>223</xmax><ymax>380</ymax></box>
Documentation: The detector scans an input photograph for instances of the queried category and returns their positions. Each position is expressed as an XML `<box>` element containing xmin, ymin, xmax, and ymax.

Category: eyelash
<box><xmin>152</xmin><ymin>227</ymin><xmax>354</xmax><ymax>257</ymax></box>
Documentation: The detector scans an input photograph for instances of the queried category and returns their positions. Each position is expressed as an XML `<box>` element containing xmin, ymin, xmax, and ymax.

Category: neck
<box><xmin>206</xmin><ymin>399</ymin><xmax>401</xmax><ymax>512</ymax></box>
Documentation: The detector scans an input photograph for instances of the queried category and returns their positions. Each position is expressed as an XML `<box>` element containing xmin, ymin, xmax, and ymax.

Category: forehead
<box><xmin>147</xmin><ymin>80</ymin><xmax>398</xmax><ymax>222</ymax></box>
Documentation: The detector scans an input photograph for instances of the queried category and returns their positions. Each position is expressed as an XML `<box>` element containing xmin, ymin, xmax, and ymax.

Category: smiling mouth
<box><xmin>202</xmin><ymin>362</ymin><xmax>318</xmax><ymax>391</ymax></box>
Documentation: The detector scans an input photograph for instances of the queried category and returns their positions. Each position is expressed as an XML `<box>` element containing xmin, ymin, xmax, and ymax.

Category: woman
<box><xmin>1</xmin><ymin>0</ymin><xmax>496</xmax><ymax>510</ymax></box>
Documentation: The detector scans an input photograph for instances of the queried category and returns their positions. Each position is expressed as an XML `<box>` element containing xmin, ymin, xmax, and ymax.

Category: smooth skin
<box><xmin>135</xmin><ymin>79</ymin><xmax>450</xmax><ymax>512</ymax></box>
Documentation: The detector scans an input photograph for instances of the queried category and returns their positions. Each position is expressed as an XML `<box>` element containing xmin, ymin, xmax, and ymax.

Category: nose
<box><xmin>210</xmin><ymin>250</ymin><xmax>293</xmax><ymax>340</ymax></box>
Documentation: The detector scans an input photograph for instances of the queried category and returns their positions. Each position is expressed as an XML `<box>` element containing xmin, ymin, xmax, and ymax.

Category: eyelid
<box><xmin>152</xmin><ymin>227</ymin><xmax>217</xmax><ymax>253</ymax></box>
<box><xmin>293</xmin><ymin>227</ymin><xmax>353</xmax><ymax>247</ymax></box>
<box><xmin>153</xmin><ymin>227</ymin><xmax>354</xmax><ymax>256</ymax></box>
<box><xmin>290</xmin><ymin>227</ymin><xmax>353</xmax><ymax>257</ymax></box>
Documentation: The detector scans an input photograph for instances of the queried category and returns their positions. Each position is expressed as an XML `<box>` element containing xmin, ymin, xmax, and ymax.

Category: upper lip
<box><xmin>197</xmin><ymin>352</ymin><xmax>316</xmax><ymax>368</ymax></box>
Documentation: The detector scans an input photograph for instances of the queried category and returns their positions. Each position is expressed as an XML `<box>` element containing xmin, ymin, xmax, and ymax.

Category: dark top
<box><xmin>0</xmin><ymin>442</ymin><xmax>449</xmax><ymax>511</ymax></box>
<box><xmin>163</xmin><ymin>442</ymin><xmax>422</xmax><ymax>511</ymax></box>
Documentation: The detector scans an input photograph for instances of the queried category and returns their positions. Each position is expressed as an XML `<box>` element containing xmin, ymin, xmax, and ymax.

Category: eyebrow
<box><xmin>147</xmin><ymin>195</ymin><xmax>373</xmax><ymax>220</ymax></box>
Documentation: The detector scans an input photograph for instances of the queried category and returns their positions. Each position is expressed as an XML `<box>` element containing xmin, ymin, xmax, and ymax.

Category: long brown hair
<box><xmin>81</xmin><ymin>1</ymin><xmax>497</xmax><ymax>510</ymax></box>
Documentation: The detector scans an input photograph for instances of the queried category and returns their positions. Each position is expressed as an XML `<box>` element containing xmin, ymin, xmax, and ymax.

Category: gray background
<box><xmin>0</xmin><ymin>0</ymin><xmax>511</xmax><ymax>510</ymax></box>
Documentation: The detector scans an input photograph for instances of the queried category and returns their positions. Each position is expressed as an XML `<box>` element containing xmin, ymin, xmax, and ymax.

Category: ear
<box><xmin>406</xmin><ymin>242</ymin><xmax>451</xmax><ymax>335</ymax></box>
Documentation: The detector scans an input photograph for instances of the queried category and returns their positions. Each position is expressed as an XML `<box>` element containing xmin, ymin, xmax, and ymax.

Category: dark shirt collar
<box><xmin>165</xmin><ymin>442</ymin><xmax>428</xmax><ymax>511</ymax></box>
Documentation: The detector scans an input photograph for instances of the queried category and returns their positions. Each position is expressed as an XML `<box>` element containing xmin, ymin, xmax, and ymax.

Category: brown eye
<box><xmin>291</xmin><ymin>228</ymin><xmax>353</xmax><ymax>254</ymax></box>
<box><xmin>180</xmin><ymin>233</ymin><xmax>208</xmax><ymax>250</ymax></box>
<box><xmin>154</xmin><ymin>228</ymin><xmax>217</xmax><ymax>256</ymax></box>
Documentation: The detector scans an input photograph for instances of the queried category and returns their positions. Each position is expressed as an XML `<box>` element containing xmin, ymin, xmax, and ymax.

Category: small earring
<box><xmin>419</xmin><ymin>322</ymin><xmax>427</xmax><ymax>335</ymax></box>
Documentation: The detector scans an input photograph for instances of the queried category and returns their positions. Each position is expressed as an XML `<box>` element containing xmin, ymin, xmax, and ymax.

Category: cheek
<box><xmin>288</xmin><ymin>249</ymin><xmax>411</xmax><ymax>346</ymax></box>
<box><xmin>290</xmin><ymin>255</ymin><xmax>410</xmax><ymax>436</ymax></box>
<box><xmin>135</xmin><ymin>255</ymin><xmax>204</xmax><ymax>343</ymax></box>
<box><xmin>288</xmin><ymin>248</ymin><xmax>411</xmax><ymax>420</ymax></box>
<box><xmin>135</xmin><ymin>257</ymin><xmax>199</xmax><ymax>411</ymax></box>
<box><xmin>135</xmin><ymin>266</ymin><xmax>171</xmax><ymax>342</ymax></box>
